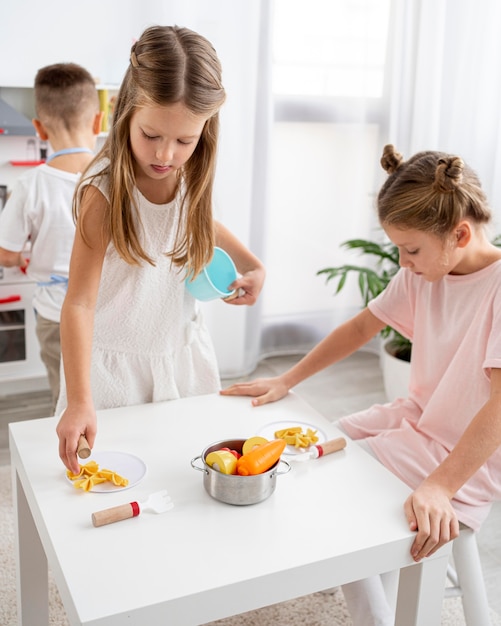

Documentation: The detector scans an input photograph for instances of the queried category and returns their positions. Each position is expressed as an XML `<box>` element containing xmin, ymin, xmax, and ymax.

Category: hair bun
<box><xmin>434</xmin><ymin>156</ymin><xmax>463</xmax><ymax>192</ymax></box>
<box><xmin>380</xmin><ymin>144</ymin><xmax>403</xmax><ymax>174</ymax></box>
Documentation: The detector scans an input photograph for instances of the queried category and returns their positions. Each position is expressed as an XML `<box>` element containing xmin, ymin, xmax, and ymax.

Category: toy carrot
<box><xmin>236</xmin><ymin>439</ymin><xmax>286</xmax><ymax>476</ymax></box>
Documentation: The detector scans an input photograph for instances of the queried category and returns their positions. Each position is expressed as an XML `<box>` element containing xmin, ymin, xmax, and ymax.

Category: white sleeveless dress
<box><xmin>56</xmin><ymin>166</ymin><xmax>220</xmax><ymax>412</ymax></box>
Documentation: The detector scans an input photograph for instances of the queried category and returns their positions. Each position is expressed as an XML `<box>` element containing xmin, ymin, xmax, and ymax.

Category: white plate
<box><xmin>257</xmin><ymin>421</ymin><xmax>327</xmax><ymax>456</ymax></box>
<box><xmin>67</xmin><ymin>451</ymin><xmax>147</xmax><ymax>493</ymax></box>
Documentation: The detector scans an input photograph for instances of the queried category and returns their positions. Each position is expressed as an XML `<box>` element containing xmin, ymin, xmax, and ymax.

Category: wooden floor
<box><xmin>1</xmin><ymin>350</ymin><xmax>500</xmax><ymax>615</ymax></box>
<box><xmin>0</xmin><ymin>389</ymin><xmax>52</xmax><ymax>464</ymax></box>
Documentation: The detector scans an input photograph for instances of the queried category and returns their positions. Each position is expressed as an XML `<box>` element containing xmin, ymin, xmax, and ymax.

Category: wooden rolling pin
<box><xmin>314</xmin><ymin>437</ymin><xmax>347</xmax><ymax>457</ymax></box>
<box><xmin>77</xmin><ymin>435</ymin><xmax>91</xmax><ymax>459</ymax></box>
<box><xmin>293</xmin><ymin>436</ymin><xmax>347</xmax><ymax>462</ymax></box>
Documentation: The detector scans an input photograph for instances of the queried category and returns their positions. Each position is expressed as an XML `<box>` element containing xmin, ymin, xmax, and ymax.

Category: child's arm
<box><xmin>56</xmin><ymin>185</ymin><xmax>110</xmax><ymax>474</ymax></box>
<box><xmin>221</xmin><ymin>308</ymin><xmax>386</xmax><ymax>405</ymax></box>
<box><xmin>405</xmin><ymin>366</ymin><xmax>501</xmax><ymax>562</ymax></box>
<box><xmin>214</xmin><ymin>221</ymin><xmax>265</xmax><ymax>306</ymax></box>
<box><xmin>0</xmin><ymin>182</ymin><xmax>29</xmax><ymax>270</ymax></box>
<box><xmin>0</xmin><ymin>248</ymin><xmax>28</xmax><ymax>270</ymax></box>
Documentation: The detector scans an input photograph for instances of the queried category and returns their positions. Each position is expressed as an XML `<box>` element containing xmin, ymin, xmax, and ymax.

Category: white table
<box><xmin>9</xmin><ymin>392</ymin><xmax>451</xmax><ymax>625</ymax></box>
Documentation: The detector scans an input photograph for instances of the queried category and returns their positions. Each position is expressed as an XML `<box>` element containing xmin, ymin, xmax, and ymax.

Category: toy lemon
<box><xmin>205</xmin><ymin>450</ymin><xmax>238</xmax><ymax>474</ymax></box>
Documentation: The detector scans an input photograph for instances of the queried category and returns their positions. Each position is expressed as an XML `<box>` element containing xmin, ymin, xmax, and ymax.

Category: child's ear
<box><xmin>93</xmin><ymin>111</ymin><xmax>104</xmax><ymax>135</ymax></box>
<box><xmin>32</xmin><ymin>118</ymin><xmax>49</xmax><ymax>141</ymax></box>
<box><xmin>455</xmin><ymin>221</ymin><xmax>471</xmax><ymax>248</ymax></box>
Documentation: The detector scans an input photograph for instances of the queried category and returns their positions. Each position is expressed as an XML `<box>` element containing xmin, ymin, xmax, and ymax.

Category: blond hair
<box><xmin>378</xmin><ymin>144</ymin><xmax>491</xmax><ymax>236</ymax></box>
<box><xmin>76</xmin><ymin>25</ymin><xmax>226</xmax><ymax>276</ymax></box>
<box><xmin>35</xmin><ymin>63</ymin><xmax>98</xmax><ymax>133</ymax></box>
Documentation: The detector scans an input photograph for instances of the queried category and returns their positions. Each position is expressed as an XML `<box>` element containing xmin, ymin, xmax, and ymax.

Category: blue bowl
<box><xmin>185</xmin><ymin>247</ymin><xmax>237</xmax><ymax>301</ymax></box>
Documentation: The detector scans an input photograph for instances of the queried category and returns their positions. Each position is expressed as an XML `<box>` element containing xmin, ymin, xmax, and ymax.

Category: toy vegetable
<box><xmin>236</xmin><ymin>439</ymin><xmax>286</xmax><ymax>476</ymax></box>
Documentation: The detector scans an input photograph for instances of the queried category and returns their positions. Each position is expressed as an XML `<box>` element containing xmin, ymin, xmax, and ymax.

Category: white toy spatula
<box><xmin>91</xmin><ymin>490</ymin><xmax>174</xmax><ymax>527</ymax></box>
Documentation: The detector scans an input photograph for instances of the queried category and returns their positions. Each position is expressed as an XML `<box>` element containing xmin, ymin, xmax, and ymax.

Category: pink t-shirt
<box><xmin>339</xmin><ymin>261</ymin><xmax>501</xmax><ymax>530</ymax></box>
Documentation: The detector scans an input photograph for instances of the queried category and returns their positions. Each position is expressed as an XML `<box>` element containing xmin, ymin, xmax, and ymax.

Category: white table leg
<box><xmin>395</xmin><ymin>551</ymin><xmax>450</xmax><ymax>626</ymax></box>
<box><xmin>12</xmin><ymin>469</ymin><xmax>49</xmax><ymax>626</ymax></box>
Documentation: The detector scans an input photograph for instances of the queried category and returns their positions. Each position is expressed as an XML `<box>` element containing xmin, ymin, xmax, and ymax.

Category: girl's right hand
<box><xmin>220</xmin><ymin>376</ymin><xmax>289</xmax><ymax>406</ymax></box>
<box><xmin>404</xmin><ymin>480</ymin><xmax>459</xmax><ymax>562</ymax></box>
<box><xmin>56</xmin><ymin>404</ymin><xmax>97</xmax><ymax>475</ymax></box>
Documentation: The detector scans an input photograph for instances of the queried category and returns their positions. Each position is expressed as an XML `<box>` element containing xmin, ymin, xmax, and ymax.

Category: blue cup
<box><xmin>185</xmin><ymin>247</ymin><xmax>237</xmax><ymax>301</ymax></box>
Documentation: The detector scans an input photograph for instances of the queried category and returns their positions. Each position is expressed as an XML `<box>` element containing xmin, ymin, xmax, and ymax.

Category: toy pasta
<box><xmin>66</xmin><ymin>461</ymin><xmax>129</xmax><ymax>491</ymax></box>
<box><xmin>274</xmin><ymin>426</ymin><xmax>319</xmax><ymax>448</ymax></box>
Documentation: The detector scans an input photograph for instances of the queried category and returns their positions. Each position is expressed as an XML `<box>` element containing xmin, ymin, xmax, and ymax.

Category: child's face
<box><xmin>129</xmin><ymin>102</ymin><xmax>208</xmax><ymax>188</ymax></box>
<box><xmin>384</xmin><ymin>225</ymin><xmax>460</xmax><ymax>282</ymax></box>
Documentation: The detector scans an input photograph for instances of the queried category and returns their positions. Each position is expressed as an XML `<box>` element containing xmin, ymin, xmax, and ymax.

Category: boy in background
<box><xmin>0</xmin><ymin>63</ymin><xmax>102</xmax><ymax>412</ymax></box>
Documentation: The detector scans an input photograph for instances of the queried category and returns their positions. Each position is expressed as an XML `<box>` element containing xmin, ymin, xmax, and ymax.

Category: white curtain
<box><xmin>213</xmin><ymin>0</ymin><xmax>501</xmax><ymax>377</ymax></box>
<box><xmin>387</xmin><ymin>0</ymin><xmax>501</xmax><ymax>230</ymax></box>
<box><xmin>254</xmin><ymin>1</ymin><xmax>392</xmax><ymax>367</ymax></box>
<box><xmin>194</xmin><ymin>0</ymin><xmax>272</xmax><ymax>378</ymax></box>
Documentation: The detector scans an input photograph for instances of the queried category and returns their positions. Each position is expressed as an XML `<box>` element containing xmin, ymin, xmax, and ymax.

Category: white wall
<box><xmin>0</xmin><ymin>1</ymin><xmax>162</xmax><ymax>87</ymax></box>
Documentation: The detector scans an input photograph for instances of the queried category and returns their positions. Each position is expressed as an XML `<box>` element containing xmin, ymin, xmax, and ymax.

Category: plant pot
<box><xmin>381</xmin><ymin>340</ymin><xmax>411</xmax><ymax>402</ymax></box>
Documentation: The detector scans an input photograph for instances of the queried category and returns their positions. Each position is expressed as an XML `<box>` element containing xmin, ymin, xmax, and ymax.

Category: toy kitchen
<box><xmin>0</xmin><ymin>263</ymin><xmax>48</xmax><ymax>394</ymax></box>
<box><xmin>0</xmin><ymin>97</ymin><xmax>49</xmax><ymax>395</ymax></box>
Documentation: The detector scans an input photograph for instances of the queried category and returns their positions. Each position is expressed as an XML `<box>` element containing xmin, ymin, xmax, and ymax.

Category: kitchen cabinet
<box><xmin>0</xmin><ymin>136</ymin><xmax>38</xmax><ymax>190</ymax></box>
<box><xmin>0</xmin><ymin>269</ymin><xmax>49</xmax><ymax>394</ymax></box>
<box><xmin>0</xmin><ymin>87</ymin><xmax>35</xmax><ymax>122</ymax></box>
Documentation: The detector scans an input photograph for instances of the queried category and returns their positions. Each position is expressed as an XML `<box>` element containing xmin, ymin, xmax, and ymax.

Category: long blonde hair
<box><xmin>75</xmin><ymin>25</ymin><xmax>226</xmax><ymax>276</ymax></box>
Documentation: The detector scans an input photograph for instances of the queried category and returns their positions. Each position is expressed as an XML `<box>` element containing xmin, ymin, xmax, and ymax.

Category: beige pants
<box><xmin>35</xmin><ymin>313</ymin><xmax>60</xmax><ymax>415</ymax></box>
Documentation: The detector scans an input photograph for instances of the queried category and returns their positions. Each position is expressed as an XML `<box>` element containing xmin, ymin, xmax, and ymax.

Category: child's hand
<box><xmin>220</xmin><ymin>376</ymin><xmax>289</xmax><ymax>406</ymax></box>
<box><xmin>223</xmin><ymin>266</ymin><xmax>265</xmax><ymax>306</ymax></box>
<box><xmin>56</xmin><ymin>404</ymin><xmax>97</xmax><ymax>475</ymax></box>
<box><xmin>404</xmin><ymin>481</ymin><xmax>460</xmax><ymax>562</ymax></box>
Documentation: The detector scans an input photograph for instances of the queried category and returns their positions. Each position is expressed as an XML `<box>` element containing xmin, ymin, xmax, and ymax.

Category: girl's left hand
<box><xmin>224</xmin><ymin>267</ymin><xmax>266</xmax><ymax>306</ymax></box>
<box><xmin>404</xmin><ymin>480</ymin><xmax>460</xmax><ymax>562</ymax></box>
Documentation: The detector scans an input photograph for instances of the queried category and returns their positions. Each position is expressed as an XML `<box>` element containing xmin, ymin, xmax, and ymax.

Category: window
<box><xmin>261</xmin><ymin>1</ymin><xmax>393</xmax><ymax>352</ymax></box>
<box><xmin>273</xmin><ymin>0</ymin><xmax>391</xmax><ymax>99</ymax></box>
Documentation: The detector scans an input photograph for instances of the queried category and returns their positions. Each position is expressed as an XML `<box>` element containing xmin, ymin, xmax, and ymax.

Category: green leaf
<box><xmin>317</xmin><ymin>233</ymin><xmax>410</xmax><ymax>353</ymax></box>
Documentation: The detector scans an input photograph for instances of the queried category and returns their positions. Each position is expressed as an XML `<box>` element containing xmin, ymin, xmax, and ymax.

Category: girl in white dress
<box><xmin>56</xmin><ymin>25</ymin><xmax>265</xmax><ymax>475</ymax></box>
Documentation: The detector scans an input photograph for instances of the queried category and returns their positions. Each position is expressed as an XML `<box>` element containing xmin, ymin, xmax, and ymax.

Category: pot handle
<box><xmin>275</xmin><ymin>458</ymin><xmax>292</xmax><ymax>476</ymax></box>
<box><xmin>190</xmin><ymin>455</ymin><xmax>209</xmax><ymax>475</ymax></box>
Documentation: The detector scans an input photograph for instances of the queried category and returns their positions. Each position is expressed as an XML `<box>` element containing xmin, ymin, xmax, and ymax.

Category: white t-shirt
<box><xmin>339</xmin><ymin>263</ymin><xmax>501</xmax><ymax>530</ymax></box>
<box><xmin>0</xmin><ymin>164</ymin><xmax>79</xmax><ymax>322</ymax></box>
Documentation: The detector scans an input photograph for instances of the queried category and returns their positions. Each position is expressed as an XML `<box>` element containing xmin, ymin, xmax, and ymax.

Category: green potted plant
<box><xmin>317</xmin><ymin>236</ymin><xmax>411</xmax><ymax>400</ymax></box>
<box><xmin>317</xmin><ymin>237</ymin><xmax>412</xmax><ymax>360</ymax></box>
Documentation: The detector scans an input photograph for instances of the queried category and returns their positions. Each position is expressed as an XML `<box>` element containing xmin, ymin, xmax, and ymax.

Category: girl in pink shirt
<box><xmin>222</xmin><ymin>145</ymin><xmax>501</xmax><ymax>625</ymax></box>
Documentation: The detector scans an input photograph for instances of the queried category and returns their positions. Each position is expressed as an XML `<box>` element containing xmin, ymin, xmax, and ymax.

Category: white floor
<box><xmin>1</xmin><ymin>349</ymin><xmax>500</xmax><ymax>615</ymax></box>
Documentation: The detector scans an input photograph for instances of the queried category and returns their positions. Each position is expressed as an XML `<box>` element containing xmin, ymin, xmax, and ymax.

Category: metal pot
<box><xmin>190</xmin><ymin>438</ymin><xmax>291</xmax><ymax>505</ymax></box>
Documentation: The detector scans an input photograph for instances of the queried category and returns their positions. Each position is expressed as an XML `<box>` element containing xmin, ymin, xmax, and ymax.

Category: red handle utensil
<box><xmin>0</xmin><ymin>295</ymin><xmax>21</xmax><ymax>304</ymax></box>
<box><xmin>292</xmin><ymin>437</ymin><xmax>347</xmax><ymax>462</ymax></box>
<box><xmin>91</xmin><ymin>490</ymin><xmax>173</xmax><ymax>527</ymax></box>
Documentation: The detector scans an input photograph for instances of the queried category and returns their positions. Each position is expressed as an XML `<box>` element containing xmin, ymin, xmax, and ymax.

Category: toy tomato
<box><xmin>220</xmin><ymin>447</ymin><xmax>242</xmax><ymax>459</ymax></box>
